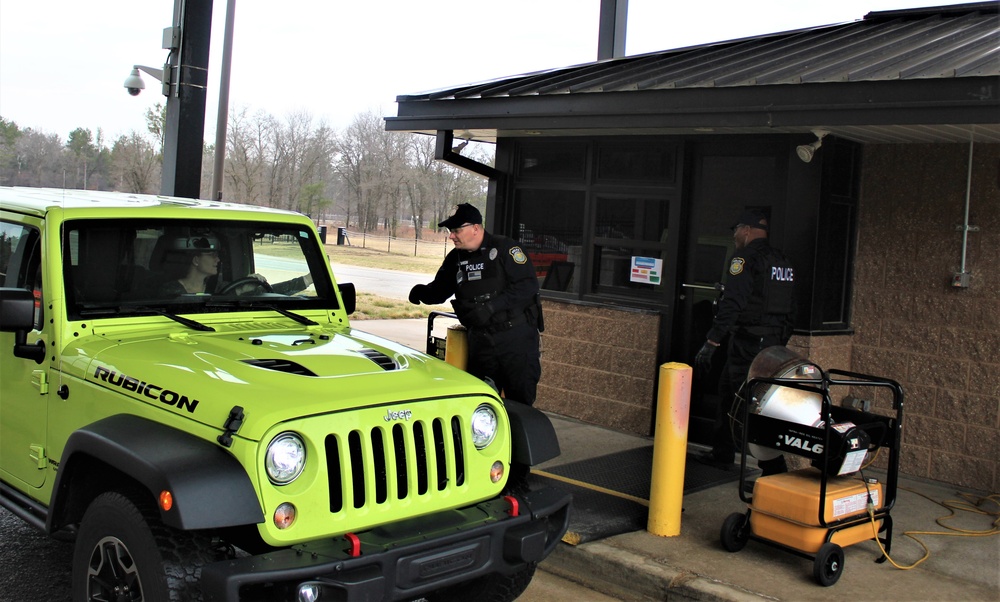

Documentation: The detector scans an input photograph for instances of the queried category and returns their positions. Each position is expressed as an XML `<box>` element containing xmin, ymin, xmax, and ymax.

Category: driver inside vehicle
<box><xmin>158</xmin><ymin>235</ymin><xmax>313</xmax><ymax>297</ymax></box>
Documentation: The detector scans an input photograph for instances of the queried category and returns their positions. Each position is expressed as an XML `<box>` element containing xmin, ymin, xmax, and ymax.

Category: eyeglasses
<box><xmin>448</xmin><ymin>223</ymin><xmax>474</xmax><ymax>234</ymax></box>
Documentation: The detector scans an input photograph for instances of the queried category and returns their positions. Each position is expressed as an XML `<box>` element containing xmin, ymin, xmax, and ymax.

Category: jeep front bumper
<box><xmin>200</xmin><ymin>486</ymin><xmax>571</xmax><ymax>601</ymax></box>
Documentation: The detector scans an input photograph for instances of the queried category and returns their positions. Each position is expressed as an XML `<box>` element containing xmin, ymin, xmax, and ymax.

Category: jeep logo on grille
<box><xmin>384</xmin><ymin>408</ymin><xmax>413</xmax><ymax>422</ymax></box>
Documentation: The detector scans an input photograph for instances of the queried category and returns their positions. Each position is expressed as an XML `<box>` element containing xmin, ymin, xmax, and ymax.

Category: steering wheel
<box><xmin>218</xmin><ymin>276</ymin><xmax>273</xmax><ymax>295</ymax></box>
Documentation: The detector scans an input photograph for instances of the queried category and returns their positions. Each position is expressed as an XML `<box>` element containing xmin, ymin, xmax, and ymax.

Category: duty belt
<box><xmin>737</xmin><ymin>325</ymin><xmax>782</xmax><ymax>337</ymax></box>
<box><xmin>483</xmin><ymin>312</ymin><xmax>529</xmax><ymax>334</ymax></box>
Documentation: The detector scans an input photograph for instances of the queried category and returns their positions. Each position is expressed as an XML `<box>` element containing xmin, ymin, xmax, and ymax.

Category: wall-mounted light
<box><xmin>796</xmin><ymin>129</ymin><xmax>829</xmax><ymax>163</ymax></box>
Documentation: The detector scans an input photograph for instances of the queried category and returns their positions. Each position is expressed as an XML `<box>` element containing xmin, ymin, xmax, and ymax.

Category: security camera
<box><xmin>123</xmin><ymin>68</ymin><xmax>146</xmax><ymax>96</ymax></box>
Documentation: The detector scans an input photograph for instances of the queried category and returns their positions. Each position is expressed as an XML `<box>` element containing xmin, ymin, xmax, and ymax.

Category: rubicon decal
<box><xmin>93</xmin><ymin>366</ymin><xmax>200</xmax><ymax>413</ymax></box>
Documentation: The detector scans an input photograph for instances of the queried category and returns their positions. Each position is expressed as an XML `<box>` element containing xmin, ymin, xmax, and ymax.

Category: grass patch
<box><xmin>326</xmin><ymin>245</ymin><xmax>445</xmax><ymax>274</ymax></box>
<box><xmin>351</xmin><ymin>292</ymin><xmax>451</xmax><ymax>320</ymax></box>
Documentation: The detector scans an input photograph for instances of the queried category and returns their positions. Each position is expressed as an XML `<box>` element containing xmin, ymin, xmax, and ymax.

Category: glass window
<box><xmin>511</xmin><ymin>189</ymin><xmax>585</xmax><ymax>293</ymax></box>
<box><xmin>0</xmin><ymin>221</ymin><xmax>43</xmax><ymax>328</ymax></box>
<box><xmin>62</xmin><ymin>219</ymin><xmax>337</xmax><ymax>320</ymax></box>
<box><xmin>517</xmin><ymin>141</ymin><xmax>587</xmax><ymax>179</ymax></box>
<box><xmin>592</xmin><ymin>195</ymin><xmax>671</xmax><ymax>296</ymax></box>
<box><xmin>597</xmin><ymin>142</ymin><xmax>676</xmax><ymax>183</ymax></box>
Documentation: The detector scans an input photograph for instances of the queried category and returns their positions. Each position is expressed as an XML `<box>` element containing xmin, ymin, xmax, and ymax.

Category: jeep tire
<box><xmin>72</xmin><ymin>491</ymin><xmax>213</xmax><ymax>602</ymax></box>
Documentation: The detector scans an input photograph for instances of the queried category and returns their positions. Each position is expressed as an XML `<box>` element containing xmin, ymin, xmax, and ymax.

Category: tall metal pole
<box><xmin>211</xmin><ymin>0</ymin><xmax>235</xmax><ymax>201</ymax></box>
<box><xmin>161</xmin><ymin>0</ymin><xmax>213</xmax><ymax>199</ymax></box>
<box><xmin>597</xmin><ymin>0</ymin><xmax>628</xmax><ymax>60</ymax></box>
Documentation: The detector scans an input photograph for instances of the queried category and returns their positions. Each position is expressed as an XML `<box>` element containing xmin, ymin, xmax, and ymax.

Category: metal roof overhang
<box><xmin>386</xmin><ymin>76</ymin><xmax>1000</xmax><ymax>144</ymax></box>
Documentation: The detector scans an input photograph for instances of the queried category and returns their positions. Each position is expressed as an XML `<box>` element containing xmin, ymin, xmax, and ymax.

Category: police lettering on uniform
<box><xmin>694</xmin><ymin>210</ymin><xmax>797</xmax><ymax>475</ymax></box>
<box><xmin>409</xmin><ymin>204</ymin><xmax>543</xmax><ymax>406</ymax></box>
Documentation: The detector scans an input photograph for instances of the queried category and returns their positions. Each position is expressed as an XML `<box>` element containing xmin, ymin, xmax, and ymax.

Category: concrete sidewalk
<box><xmin>356</xmin><ymin>318</ymin><xmax>999</xmax><ymax>602</ymax></box>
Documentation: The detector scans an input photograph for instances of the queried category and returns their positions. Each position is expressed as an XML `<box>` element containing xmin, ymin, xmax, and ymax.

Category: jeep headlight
<box><xmin>471</xmin><ymin>404</ymin><xmax>498</xmax><ymax>449</ymax></box>
<box><xmin>265</xmin><ymin>432</ymin><xmax>306</xmax><ymax>485</ymax></box>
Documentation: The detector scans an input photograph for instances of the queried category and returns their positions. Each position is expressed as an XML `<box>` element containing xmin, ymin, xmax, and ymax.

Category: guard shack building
<box><xmin>386</xmin><ymin>2</ymin><xmax>1000</xmax><ymax>491</ymax></box>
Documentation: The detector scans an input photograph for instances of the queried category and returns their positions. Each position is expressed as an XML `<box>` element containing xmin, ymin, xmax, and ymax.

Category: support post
<box><xmin>161</xmin><ymin>0</ymin><xmax>213</xmax><ymax>199</ymax></box>
<box><xmin>647</xmin><ymin>362</ymin><xmax>692</xmax><ymax>536</ymax></box>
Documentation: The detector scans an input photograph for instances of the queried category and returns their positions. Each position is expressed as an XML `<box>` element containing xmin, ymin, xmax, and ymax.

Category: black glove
<box><xmin>464</xmin><ymin>302</ymin><xmax>493</xmax><ymax>328</ymax></box>
<box><xmin>408</xmin><ymin>284</ymin><xmax>427</xmax><ymax>305</ymax></box>
<box><xmin>694</xmin><ymin>341</ymin><xmax>718</xmax><ymax>373</ymax></box>
<box><xmin>452</xmin><ymin>299</ymin><xmax>492</xmax><ymax>328</ymax></box>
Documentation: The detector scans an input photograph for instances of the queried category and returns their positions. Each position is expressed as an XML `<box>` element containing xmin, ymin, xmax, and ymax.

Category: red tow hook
<box><xmin>345</xmin><ymin>532</ymin><xmax>361</xmax><ymax>557</ymax></box>
<box><xmin>503</xmin><ymin>495</ymin><xmax>520</xmax><ymax>517</ymax></box>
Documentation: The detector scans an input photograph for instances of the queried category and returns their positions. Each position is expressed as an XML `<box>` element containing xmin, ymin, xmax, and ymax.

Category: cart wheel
<box><xmin>813</xmin><ymin>542</ymin><xmax>845</xmax><ymax>586</ymax></box>
<box><xmin>720</xmin><ymin>512</ymin><xmax>749</xmax><ymax>552</ymax></box>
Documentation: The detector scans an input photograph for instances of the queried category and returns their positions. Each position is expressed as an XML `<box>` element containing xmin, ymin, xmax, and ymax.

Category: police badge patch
<box><xmin>510</xmin><ymin>247</ymin><xmax>527</xmax><ymax>264</ymax></box>
<box><xmin>729</xmin><ymin>257</ymin><xmax>745</xmax><ymax>276</ymax></box>
<box><xmin>489</xmin><ymin>248</ymin><xmax>498</xmax><ymax>260</ymax></box>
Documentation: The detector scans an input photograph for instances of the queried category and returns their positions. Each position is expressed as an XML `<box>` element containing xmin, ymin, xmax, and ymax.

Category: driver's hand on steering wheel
<box><xmin>234</xmin><ymin>273</ymin><xmax>268</xmax><ymax>295</ymax></box>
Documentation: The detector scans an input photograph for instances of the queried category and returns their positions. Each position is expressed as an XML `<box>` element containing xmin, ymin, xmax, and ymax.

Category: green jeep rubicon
<box><xmin>0</xmin><ymin>187</ymin><xmax>570</xmax><ymax>602</ymax></box>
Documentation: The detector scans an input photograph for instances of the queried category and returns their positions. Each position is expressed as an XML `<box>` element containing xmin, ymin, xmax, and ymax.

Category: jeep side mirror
<box><xmin>0</xmin><ymin>287</ymin><xmax>46</xmax><ymax>363</ymax></box>
<box><xmin>338</xmin><ymin>282</ymin><xmax>356</xmax><ymax>315</ymax></box>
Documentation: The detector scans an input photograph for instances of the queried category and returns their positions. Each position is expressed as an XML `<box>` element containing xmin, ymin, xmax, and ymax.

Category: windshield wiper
<box><xmin>80</xmin><ymin>306</ymin><xmax>215</xmax><ymax>332</ymax></box>
<box><xmin>208</xmin><ymin>301</ymin><xmax>318</xmax><ymax>326</ymax></box>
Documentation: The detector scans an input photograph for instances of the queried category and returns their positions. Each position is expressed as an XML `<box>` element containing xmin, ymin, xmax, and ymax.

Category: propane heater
<box><xmin>734</xmin><ymin>346</ymin><xmax>871</xmax><ymax>476</ymax></box>
<box><xmin>720</xmin><ymin>346</ymin><xmax>904</xmax><ymax>586</ymax></box>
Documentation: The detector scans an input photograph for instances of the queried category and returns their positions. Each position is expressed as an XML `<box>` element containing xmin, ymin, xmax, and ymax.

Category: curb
<box><xmin>541</xmin><ymin>540</ymin><xmax>774</xmax><ymax>602</ymax></box>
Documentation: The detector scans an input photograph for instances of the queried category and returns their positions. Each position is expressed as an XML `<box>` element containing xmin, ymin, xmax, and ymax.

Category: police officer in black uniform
<box><xmin>695</xmin><ymin>210</ymin><xmax>796</xmax><ymax>475</ymax></box>
<box><xmin>408</xmin><ymin>203</ymin><xmax>543</xmax><ymax>405</ymax></box>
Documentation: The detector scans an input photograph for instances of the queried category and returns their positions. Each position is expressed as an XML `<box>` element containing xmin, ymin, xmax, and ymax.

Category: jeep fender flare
<box><xmin>48</xmin><ymin>414</ymin><xmax>264</xmax><ymax>532</ymax></box>
<box><xmin>504</xmin><ymin>402</ymin><xmax>561</xmax><ymax>466</ymax></box>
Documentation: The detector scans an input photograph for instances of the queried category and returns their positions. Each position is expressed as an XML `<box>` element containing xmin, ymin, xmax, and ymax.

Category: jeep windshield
<box><xmin>64</xmin><ymin>218</ymin><xmax>339</xmax><ymax>321</ymax></box>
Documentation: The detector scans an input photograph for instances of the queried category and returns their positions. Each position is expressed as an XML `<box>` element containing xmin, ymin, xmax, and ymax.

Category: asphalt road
<box><xmin>0</xmin><ymin>507</ymin><xmax>619</xmax><ymax>601</ymax></box>
<box><xmin>329</xmin><ymin>262</ymin><xmax>431</xmax><ymax>300</ymax></box>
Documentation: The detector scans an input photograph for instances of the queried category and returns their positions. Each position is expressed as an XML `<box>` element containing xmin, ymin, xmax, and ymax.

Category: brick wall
<box><xmin>536</xmin><ymin>301</ymin><xmax>661</xmax><ymax>436</ymax></box>
<box><xmin>852</xmin><ymin>143</ymin><xmax>1000</xmax><ymax>492</ymax></box>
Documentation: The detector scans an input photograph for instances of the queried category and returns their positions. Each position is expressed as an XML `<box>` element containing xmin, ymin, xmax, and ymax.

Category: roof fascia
<box><xmin>386</xmin><ymin>77</ymin><xmax>1000</xmax><ymax>133</ymax></box>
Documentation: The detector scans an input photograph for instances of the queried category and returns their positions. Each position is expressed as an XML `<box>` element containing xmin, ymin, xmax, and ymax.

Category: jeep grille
<box><xmin>325</xmin><ymin>416</ymin><xmax>466</xmax><ymax>512</ymax></box>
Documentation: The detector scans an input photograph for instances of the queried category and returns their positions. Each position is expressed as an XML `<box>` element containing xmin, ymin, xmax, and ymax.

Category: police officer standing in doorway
<box><xmin>695</xmin><ymin>210</ymin><xmax>796</xmax><ymax>476</ymax></box>
<box><xmin>409</xmin><ymin>203</ymin><xmax>543</xmax><ymax>405</ymax></box>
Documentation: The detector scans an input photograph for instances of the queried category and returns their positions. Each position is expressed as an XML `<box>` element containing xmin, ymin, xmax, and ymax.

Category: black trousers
<box><xmin>711</xmin><ymin>331</ymin><xmax>788</xmax><ymax>475</ymax></box>
<box><xmin>466</xmin><ymin>323</ymin><xmax>541</xmax><ymax>406</ymax></box>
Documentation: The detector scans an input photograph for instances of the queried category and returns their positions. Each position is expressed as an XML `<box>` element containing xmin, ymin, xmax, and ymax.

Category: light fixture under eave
<box><xmin>796</xmin><ymin>129</ymin><xmax>829</xmax><ymax>163</ymax></box>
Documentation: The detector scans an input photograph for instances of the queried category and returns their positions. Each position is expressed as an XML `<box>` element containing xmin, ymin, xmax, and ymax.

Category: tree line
<box><xmin>0</xmin><ymin>107</ymin><xmax>491</xmax><ymax>238</ymax></box>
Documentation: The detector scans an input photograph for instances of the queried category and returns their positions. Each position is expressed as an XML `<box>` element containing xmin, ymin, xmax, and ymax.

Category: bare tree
<box><xmin>111</xmin><ymin>131</ymin><xmax>159</xmax><ymax>193</ymax></box>
<box><xmin>335</xmin><ymin>110</ymin><xmax>416</xmax><ymax>234</ymax></box>
<box><xmin>225</xmin><ymin>107</ymin><xmax>271</xmax><ymax>205</ymax></box>
<box><xmin>14</xmin><ymin>129</ymin><xmax>69</xmax><ymax>188</ymax></box>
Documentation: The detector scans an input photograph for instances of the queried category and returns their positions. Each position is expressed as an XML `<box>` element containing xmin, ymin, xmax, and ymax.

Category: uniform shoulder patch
<box><xmin>729</xmin><ymin>257</ymin><xmax>746</xmax><ymax>276</ymax></box>
<box><xmin>510</xmin><ymin>246</ymin><xmax>527</xmax><ymax>264</ymax></box>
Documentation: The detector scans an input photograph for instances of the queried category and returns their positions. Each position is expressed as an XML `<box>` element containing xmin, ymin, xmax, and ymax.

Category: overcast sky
<box><xmin>0</xmin><ymin>0</ymin><xmax>973</xmax><ymax>143</ymax></box>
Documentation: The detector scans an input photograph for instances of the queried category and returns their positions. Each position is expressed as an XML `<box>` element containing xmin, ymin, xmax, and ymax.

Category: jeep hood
<box><xmin>78</xmin><ymin>323</ymin><xmax>495</xmax><ymax>440</ymax></box>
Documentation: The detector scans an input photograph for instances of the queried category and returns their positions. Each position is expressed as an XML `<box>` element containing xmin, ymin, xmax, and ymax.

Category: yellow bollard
<box><xmin>444</xmin><ymin>324</ymin><xmax>468</xmax><ymax>371</ymax></box>
<box><xmin>647</xmin><ymin>362</ymin><xmax>693</xmax><ymax>537</ymax></box>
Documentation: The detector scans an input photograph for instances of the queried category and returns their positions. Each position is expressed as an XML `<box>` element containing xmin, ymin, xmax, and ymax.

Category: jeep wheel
<box><xmin>72</xmin><ymin>491</ymin><xmax>212</xmax><ymax>602</ymax></box>
<box><xmin>425</xmin><ymin>563</ymin><xmax>536</xmax><ymax>602</ymax></box>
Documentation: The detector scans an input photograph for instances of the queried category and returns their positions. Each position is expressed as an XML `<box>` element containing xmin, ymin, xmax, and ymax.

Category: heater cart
<box><xmin>719</xmin><ymin>363</ymin><xmax>904</xmax><ymax>586</ymax></box>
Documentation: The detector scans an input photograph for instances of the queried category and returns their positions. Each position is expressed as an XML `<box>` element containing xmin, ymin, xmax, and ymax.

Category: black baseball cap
<box><xmin>438</xmin><ymin>203</ymin><xmax>483</xmax><ymax>229</ymax></box>
<box><xmin>730</xmin><ymin>210</ymin><xmax>769</xmax><ymax>232</ymax></box>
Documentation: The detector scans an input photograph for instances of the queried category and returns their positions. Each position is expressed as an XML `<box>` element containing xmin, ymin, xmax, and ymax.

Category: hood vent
<box><xmin>358</xmin><ymin>348</ymin><xmax>397</xmax><ymax>371</ymax></box>
<box><xmin>242</xmin><ymin>358</ymin><xmax>317</xmax><ymax>376</ymax></box>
